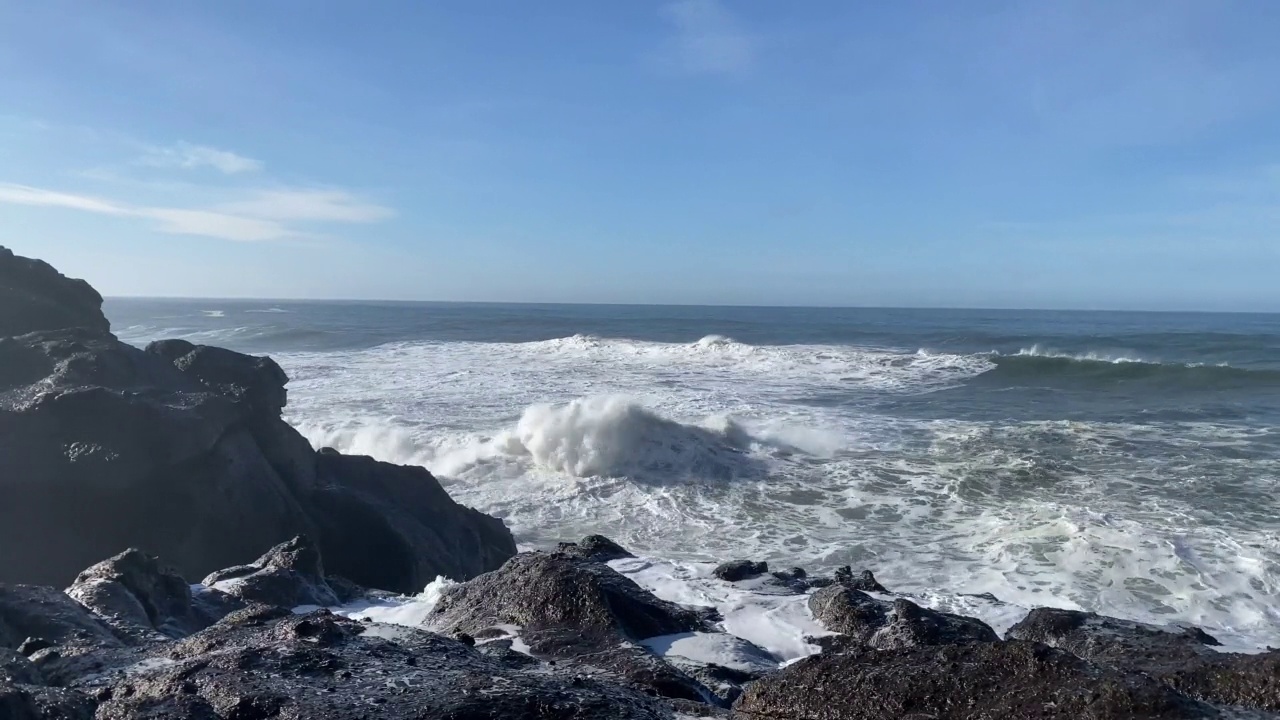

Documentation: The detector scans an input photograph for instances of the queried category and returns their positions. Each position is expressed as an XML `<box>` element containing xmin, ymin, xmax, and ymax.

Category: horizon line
<box><xmin>102</xmin><ymin>295</ymin><xmax>1280</xmax><ymax>316</ymax></box>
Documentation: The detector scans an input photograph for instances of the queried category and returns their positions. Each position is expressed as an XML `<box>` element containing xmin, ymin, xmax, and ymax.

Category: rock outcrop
<box><xmin>1010</xmin><ymin>608</ymin><xmax>1280</xmax><ymax>711</ymax></box>
<box><xmin>808</xmin><ymin>585</ymin><xmax>999</xmax><ymax>650</ymax></box>
<box><xmin>733</xmin><ymin>641</ymin><xmax>1216</xmax><ymax>719</ymax></box>
<box><xmin>0</xmin><ymin>246</ymin><xmax>516</xmax><ymax>592</ymax></box>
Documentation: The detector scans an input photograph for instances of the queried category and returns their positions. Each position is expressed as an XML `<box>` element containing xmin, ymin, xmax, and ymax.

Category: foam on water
<box><xmin>245</xmin><ymin>332</ymin><xmax>1278</xmax><ymax>652</ymax></box>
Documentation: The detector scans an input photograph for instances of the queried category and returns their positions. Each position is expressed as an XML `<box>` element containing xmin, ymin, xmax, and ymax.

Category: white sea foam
<box><xmin>270</xmin><ymin>335</ymin><xmax>1280</xmax><ymax>652</ymax></box>
<box><xmin>202</xmin><ymin>310</ymin><xmax>226</xmax><ymax>318</ymax></box>
<box><xmin>1012</xmin><ymin>344</ymin><xmax>1151</xmax><ymax>364</ymax></box>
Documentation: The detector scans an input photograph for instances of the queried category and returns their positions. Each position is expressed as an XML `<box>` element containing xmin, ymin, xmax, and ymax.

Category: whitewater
<box><xmin>108</xmin><ymin>301</ymin><xmax>1280</xmax><ymax>654</ymax></box>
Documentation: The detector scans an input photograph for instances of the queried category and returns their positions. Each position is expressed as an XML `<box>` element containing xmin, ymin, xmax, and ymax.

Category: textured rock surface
<box><xmin>734</xmin><ymin>641</ymin><xmax>1216</xmax><ymax>720</ymax></box>
<box><xmin>0</xmin><ymin>246</ymin><xmax>110</xmax><ymax>337</ymax></box>
<box><xmin>808</xmin><ymin>585</ymin><xmax>999</xmax><ymax>649</ymax></box>
<box><xmin>1010</xmin><ymin>608</ymin><xmax>1280</xmax><ymax>711</ymax></box>
<box><xmin>67</xmin><ymin>548</ymin><xmax>215</xmax><ymax>642</ymax></box>
<box><xmin>200</xmin><ymin>535</ymin><xmax>339</xmax><ymax>608</ymax></box>
<box><xmin>0</xmin><ymin>246</ymin><xmax>515</xmax><ymax>591</ymax></box>
<box><xmin>713</xmin><ymin>560</ymin><xmax>769</xmax><ymax>582</ymax></box>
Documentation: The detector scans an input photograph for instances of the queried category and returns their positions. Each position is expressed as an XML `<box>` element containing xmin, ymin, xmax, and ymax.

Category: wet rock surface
<box><xmin>0</xmin><ymin>245</ymin><xmax>515</xmax><ymax>591</ymax></box>
<box><xmin>713</xmin><ymin>560</ymin><xmax>769</xmax><ymax>582</ymax></box>
<box><xmin>1010</xmin><ymin>608</ymin><xmax>1280</xmax><ymax>712</ymax></box>
<box><xmin>200</xmin><ymin>535</ymin><xmax>339</xmax><ymax>609</ymax></box>
<box><xmin>734</xmin><ymin>641</ymin><xmax>1218</xmax><ymax>720</ymax></box>
<box><xmin>809</xmin><ymin>584</ymin><xmax>999</xmax><ymax>649</ymax></box>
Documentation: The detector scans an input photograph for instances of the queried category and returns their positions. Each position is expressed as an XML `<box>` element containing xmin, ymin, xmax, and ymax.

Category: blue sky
<box><xmin>1</xmin><ymin>1</ymin><xmax>1278</xmax><ymax>310</ymax></box>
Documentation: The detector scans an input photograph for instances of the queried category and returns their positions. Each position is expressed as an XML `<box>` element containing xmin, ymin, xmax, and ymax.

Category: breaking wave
<box><xmin>985</xmin><ymin>348</ymin><xmax>1280</xmax><ymax>389</ymax></box>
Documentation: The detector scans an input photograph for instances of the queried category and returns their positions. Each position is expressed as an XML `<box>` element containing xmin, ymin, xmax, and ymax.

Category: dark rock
<box><xmin>201</xmin><ymin>536</ymin><xmax>339</xmax><ymax>609</ymax></box>
<box><xmin>766</xmin><ymin>567</ymin><xmax>811</xmax><ymax>593</ymax></box>
<box><xmin>808</xmin><ymin>585</ymin><xmax>998</xmax><ymax>649</ymax></box>
<box><xmin>0</xmin><ymin>649</ymin><xmax>42</xmax><ymax>685</ymax></box>
<box><xmin>145</xmin><ymin>340</ymin><xmax>288</xmax><ymax>416</ymax></box>
<box><xmin>0</xmin><ymin>246</ymin><xmax>516</xmax><ymax>592</ymax></box>
<box><xmin>0</xmin><ymin>246</ymin><xmax>110</xmax><ymax>337</ymax></box>
<box><xmin>17</xmin><ymin>639</ymin><xmax>51</xmax><ymax>657</ymax></box>
<box><xmin>67</xmin><ymin>549</ymin><xmax>214</xmax><ymax>641</ymax></box>
<box><xmin>0</xmin><ymin>683</ymin><xmax>96</xmax><ymax>720</ymax></box>
<box><xmin>454</xmin><ymin>632</ymin><xmax>476</xmax><ymax>647</ymax></box>
<box><xmin>431</xmin><ymin>552</ymin><xmax>710</xmax><ymax>644</ymax></box>
<box><xmin>81</xmin><ymin>609</ymin><xmax>678</xmax><ymax>720</ymax></box>
<box><xmin>1010</xmin><ymin>608</ymin><xmax>1280</xmax><ymax>711</ymax></box>
<box><xmin>733</xmin><ymin>640</ymin><xmax>1216</xmax><ymax>719</ymax></box>
<box><xmin>712</xmin><ymin>560</ymin><xmax>768</xmax><ymax>582</ymax></box>
<box><xmin>555</xmin><ymin>535</ymin><xmax>634</xmax><ymax>563</ymax></box>
<box><xmin>309</xmin><ymin>452</ymin><xmax>517</xmax><ymax>594</ymax></box>
<box><xmin>0</xmin><ymin>584</ymin><xmax>123</xmax><ymax>652</ymax></box>
<box><xmin>834</xmin><ymin>565</ymin><xmax>889</xmax><ymax>593</ymax></box>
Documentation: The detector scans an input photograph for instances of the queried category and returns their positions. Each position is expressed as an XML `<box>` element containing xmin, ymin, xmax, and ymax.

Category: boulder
<box><xmin>713</xmin><ymin>560</ymin><xmax>768</xmax><ymax>582</ymax></box>
<box><xmin>733</xmin><ymin>641</ymin><xmax>1215</xmax><ymax>719</ymax></box>
<box><xmin>0</xmin><ymin>246</ymin><xmax>109</xmax><ymax>337</ymax></box>
<box><xmin>555</xmin><ymin>535</ymin><xmax>634</xmax><ymax>563</ymax></box>
<box><xmin>1010</xmin><ymin>608</ymin><xmax>1280</xmax><ymax>711</ymax></box>
<box><xmin>67</xmin><ymin>549</ymin><xmax>215</xmax><ymax>641</ymax></box>
<box><xmin>0</xmin><ymin>246</ymin><xmax>517</xmax><ymax>591</ymax></box>
<box><xmin>431</xmin><ymin>552</ymin><xmax>709</xmax><ymax>643</ymax></box>
<box><xmin>808</xmin><ymin>585</ymin><xmax>998</xmax><ymax>649</ymax></box>
<box><xmin>200</xmin><ymin>536</ymin><xmax>338</xmax><ymax>609</ymax></box>
<box><xmin>834</xmin><ymin>565</ymin><xmax>889</xmax><ymax>593</ymax></box>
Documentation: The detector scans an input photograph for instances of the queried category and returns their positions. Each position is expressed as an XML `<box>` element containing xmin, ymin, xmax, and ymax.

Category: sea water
<box><xmin>110</xmin><ymin>300</ymin><xmax>1280</xmax><ymax>654</ymax></box>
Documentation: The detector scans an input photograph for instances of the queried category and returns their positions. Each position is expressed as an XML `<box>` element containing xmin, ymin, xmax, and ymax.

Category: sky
<box><xmin>1</xmin><ymin>1</ymin><xmax>1278</xmax><ymax>311</ymax></box>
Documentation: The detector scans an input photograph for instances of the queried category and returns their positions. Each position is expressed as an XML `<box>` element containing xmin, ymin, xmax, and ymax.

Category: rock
<box><xmin>0</xmin><ymin>649</ymin><xmax>42</xmax><ymax>685</ymax></box>
<box><xmin>808</xmin><ymin>585</ymin><xmax>998</xmax><ymax>649</ymax></box>
<box><xmin>429</xmin><ymin>551</ymin><xmax>724</xmax><ymax>703</ymax></box>
<box><xmin>0</xmin><ymin>246</ymin><xmax>109</xmax><ymax>337</ymax></box>
<box><xmin>201</xmin><ymin>536</ymin><xmax>339</xmax><ymax>609</ymax></box>
<box><xmin>556</xmin><ymin>535</ymin><xmax>634</xmax><ymax>563</ymax></box>
<box><xmin>0</xmin><ymin>246</ymin><xmax>516</xmax><ymax>591</ymax></box>
<box><xmin>713</xmin><ymin>560</ymin><xmax>768</xmax><ymax>582</ymax></box>
<box><xmin>1010</xmin><ymin>608</ymin><xmax>1280</xmax><ymax>711</ymax></box>
<box><xmin>0</xmin><ymin>683</ymin><xmax>96</xmax><ymax>720</ymax></box>
<box><xmin>733</xmin><ymin>640</ymin><xmax>1216</xmax><ymax>719</ymax></box>
<box><xmin>431</xmin><ymin>552</ymin><xmax>710</xmax><ymax>644</ymax></box>
<box><xmin>834</xmin><ymin>565</ymin><xmax>889</xmax><ymax>593</ymax></box>
<box><xmin>80</xmin><ymin>609</ymin><xmax>678</xmax><ymax>720</ymax></box>
<box><xmin>67</xmin><ymin>549</ymin><xmax>214</xmax><ymax>641</ymax></box>
<box><xmin>0</xmin><ymin>584</ymin><xmax>123</xmax><ymax>652</ymax></box>
<box><xmin>309</xmin><ymin>452</ymin><xmax>517</xmax><ymax>594</ymax></box>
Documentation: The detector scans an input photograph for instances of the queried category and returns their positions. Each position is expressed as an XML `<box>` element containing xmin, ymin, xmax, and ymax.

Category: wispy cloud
<box><xmin>0</xmin><ymin>183</ymin><xmax>392</xmax><ymax>242</ymax></box>
<box><xmin>138</xmin><ymin>141</ymin><xmax>263</xmax><ymax>174</ymax></box>
<box><xmin>658</xmin><ymin>0</ymin><xmax>752</xmax><ymax>75</ymax></box>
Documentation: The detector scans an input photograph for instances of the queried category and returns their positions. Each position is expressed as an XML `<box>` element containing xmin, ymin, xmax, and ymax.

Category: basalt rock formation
<box><xmin>0</xmin><ymin>245</ymin><xmax>515</xmax><ymax>593</ymax></box>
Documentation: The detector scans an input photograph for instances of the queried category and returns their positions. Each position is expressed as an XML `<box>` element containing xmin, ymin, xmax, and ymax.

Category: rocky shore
<box><xmin>2</xmin><ymin>246</ymin><xmax>1278</xmax><ymax>719</ymax></box>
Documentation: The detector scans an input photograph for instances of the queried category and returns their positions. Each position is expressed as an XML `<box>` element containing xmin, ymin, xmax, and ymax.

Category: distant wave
<box><xmin>986</xmin><ymin>351</ymin><xmax>1280</xmax><ymax>389</ymax></box>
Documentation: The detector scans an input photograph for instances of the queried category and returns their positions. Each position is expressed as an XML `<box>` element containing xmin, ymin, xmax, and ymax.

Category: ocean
<box><xmin>107</xmin><ymin>299</ymin><xmax>1280</xmax><ymax>654</ymax></box>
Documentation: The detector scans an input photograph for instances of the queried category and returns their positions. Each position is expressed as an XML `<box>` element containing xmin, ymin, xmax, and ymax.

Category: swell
<box><xmin>984</xmin><ymin>353</ymin><xmax>1280</xmax><ymax>390</ymax></box>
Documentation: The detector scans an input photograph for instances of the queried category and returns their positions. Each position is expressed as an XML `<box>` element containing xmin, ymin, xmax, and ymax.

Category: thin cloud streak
<box><xmin>0</xmin><ymin>182</ymin><xmax>391</xmax><ymax>242</ymax></box>
<box><xmin>138</xmin><ymin>141</ymin><xmax>263</xmax><ymax>174</ymax></box>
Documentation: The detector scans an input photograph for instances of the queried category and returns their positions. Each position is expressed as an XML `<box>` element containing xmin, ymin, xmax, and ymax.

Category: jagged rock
<box><xmin>429</xmin><ymin>552</ymin><xmax>723</xmax><ymax>703</ymax></box>
<box><xmin>201</xmin><ymin>536</ymin><xmax>338</xmax><ymax>608</ymax></box>
<box><xmin>713</xmin><ymin>560</ymin><xmax>768</xmax><ymax>582</ymax></box>
<box><xmin>0</xmin><ymin>246</ymin><xmax>110</xmax><ymax>337</ymax></box>
<box><xmin>1010</xmin><ymin>608</ymin><xmax>1280</xmax><ymax>711</ymax></box>
<box><xmin>834</xmin><ymin>565</ymin><xmax>889</xmax><ymax>593</ymax></box>
<box><xmin>67</xmin><ymin>549</ymin><xmax>216</xmax><ymax>641</ymax></box>
<box><xmin>431</xmin><ymin>552</ymin><xmax>710</xmax><ymax>643</ymax></box>
<box><xmin>79</xmin><ymin>609</ymin><xmax>678</xmax><ymax>720</ymax></box>
<box><xmin>309</xmin><ymin>453</ymin><xmax>517</xmax><ymax>594</ymax></box>
<box><xmin>808</xmin><ymin>585</ymin><xmax>998</xmax><ymax>649</ymax></box>
<box><xmin>0</xmin><ymin>247</ymin><xmax>516</xmax><ymax>591</ymax></box>
<box><xmin>733</xmin><ymin>641</ymin><xmax>1216</xmax><ymax>719</ymax></box>
<box><xmin>556</xmin><ymin>535</ymin><xmax>634</xmax><ymax>563</ymax></box>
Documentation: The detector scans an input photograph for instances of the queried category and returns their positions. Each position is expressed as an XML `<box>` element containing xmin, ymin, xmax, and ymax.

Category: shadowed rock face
<box><xmin>1010</xmin><ymin>608</ymin><xmax>1280</xmax><ymax>711</ymax></box>
<box><xmin>734</xmin><ymin>641</ymin><xmax>1216</xmax><ymax>720</ymax></box>
<box><xmin>0</xmin><ymin>246</ymin><xmax>516</xmax><ymax>592</ymax></box>
<box><xmin>0</xmin><ymin>247</ymin><xmax>110</xmax><ymax>338</ymax></box>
